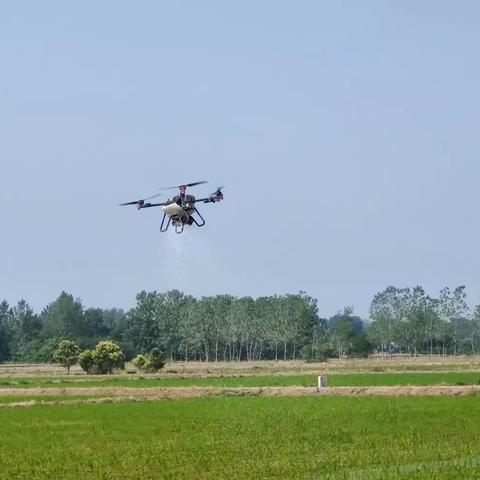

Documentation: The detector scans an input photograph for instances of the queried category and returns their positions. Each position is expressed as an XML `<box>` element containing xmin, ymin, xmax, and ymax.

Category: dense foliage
<box><xmin>53</xmin><ymin>340</ymin><xmax>81</xmax><ymax>374</ymax></box>
<box><xmin>1</xmin><ymin>285</ymin><xmax>479</xmax><ymax>363</ymax></box>
<box><xmin>78</xmin><ymin>340</ymin><xmax>125</xmax><ymax>374</ymax></box>
<box><xmin>367</xmin><ymin>285</ymin><xmax>480</xmax><ymax>356</ymax></box>
<box><xmin>132</xmin><ymin>347</ymin><xmax>166</xmax><ymax>373</ymax></box>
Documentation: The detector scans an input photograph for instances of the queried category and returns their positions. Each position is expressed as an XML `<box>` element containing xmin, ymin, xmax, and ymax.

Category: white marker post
<box><xmin>317</xmin><ymin>374</ymin><xmax>328</xmax><ymax>392</ymax></box>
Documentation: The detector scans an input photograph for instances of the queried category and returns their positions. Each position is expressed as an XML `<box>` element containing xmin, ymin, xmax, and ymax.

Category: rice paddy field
<box><xmin>2</xmin><ymin>371</ymin><xmax>480</xmax><ymax>389</ymax></box>
<box><xmin>1</xmin><ymin>357</ymin><xmax>480</xmax><ymax>479</ymax></box>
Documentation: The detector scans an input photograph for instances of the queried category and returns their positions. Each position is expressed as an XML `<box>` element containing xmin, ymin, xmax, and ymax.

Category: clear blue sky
<box><xmin>1</xmin><ymin>1</ymin><xmax>479</xmax><ymax>318</ymax></box>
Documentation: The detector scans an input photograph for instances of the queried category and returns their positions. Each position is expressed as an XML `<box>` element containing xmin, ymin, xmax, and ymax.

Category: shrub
<box><xmin>78</xmin><ymin>349</ymin><xmax>95</xmax><ymax>374</ymax></box>
<box><xmin>148</xmin><ymin>347</ymin><xmax>166</xmax><ymax>372</ymax></box>
<box><xmin>133</xmin><ymin>348</ymin><xmax>166</xmax><ymax>373</ymax></box>
<box><xmin>132</xmin><ymin>354</ymin><xmax>147</xmax><ymax>369</ymax></box>
<box><xmin>92</xmin><ymin>340</ymin><xmax>125</xmax><ymax>374</ymax></box>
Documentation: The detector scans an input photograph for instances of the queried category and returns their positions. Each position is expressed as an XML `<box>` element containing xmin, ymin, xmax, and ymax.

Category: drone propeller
<box><xmin>119</xmin><ymin>192</ymin><xmax>162</xmax><ymax>207</ymax></box>
<box><xmin>203</xmin><ymin>185</ymin><xmax>224</xmax><ymax>203</ymax></box>
<box><xmin>210</xmin><ymin>186</ymin><xmax>224</xmax><ymax>195</ymax></box>
<box><xmin>161</xmin><ymin>181</ymin><xmax>208</xmax><ymax>190</ymax></box>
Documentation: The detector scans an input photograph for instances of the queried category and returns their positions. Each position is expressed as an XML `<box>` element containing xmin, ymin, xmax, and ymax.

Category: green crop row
<box><xmin>1</xmin><ymin>371</ymin><xmax>480</xmax><ymax>389</ymax></box>
<box><xmin>1</xmin><ymin>396</ymin><xmax>480</xmax><ymax>479</ymax></box>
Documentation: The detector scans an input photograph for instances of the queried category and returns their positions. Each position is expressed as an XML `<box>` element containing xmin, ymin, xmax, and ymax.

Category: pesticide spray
<box><xmin>160</xmin><ymin>227</ymin><xmax>213</xmax><ymax>293</ymax></box>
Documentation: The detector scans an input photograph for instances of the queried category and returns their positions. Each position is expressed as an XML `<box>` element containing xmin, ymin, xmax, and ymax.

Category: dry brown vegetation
<box><xmin>1</xmin><ymin>384</ymin><xmax>479</xmax><ymax>410</ymax></box>
<box><xmin>2</xmin><ymin>356</ymin><xmax>480</xmax><ymax>409</ymax></box>
<box><xmin>3</xmin><ymin>355</ymin><xmax>480</xmax><ymax>378</ymax></box>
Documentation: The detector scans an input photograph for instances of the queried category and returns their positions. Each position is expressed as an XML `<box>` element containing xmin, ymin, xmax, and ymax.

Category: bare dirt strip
<box><xmin>1</xmin><ymin>385</ymin><xmax>480</xmax><ymax>406</ymax></box>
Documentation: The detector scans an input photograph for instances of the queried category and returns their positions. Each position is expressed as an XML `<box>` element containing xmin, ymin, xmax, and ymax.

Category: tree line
<box><xmin>0</xmin><ymin>285</ymin><xmax>479</xmax><ymax>364</ymax></box>
<box><xmin>367</xmin><ymin>285</ymin><xmax>480</xmax><ymax>356</ymax></box>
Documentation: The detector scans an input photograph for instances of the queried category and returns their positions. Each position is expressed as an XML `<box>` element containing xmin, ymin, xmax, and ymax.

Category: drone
<box><xmin>119</xmin><ymin>181</ymin><xmax>224</xmax><ymax>234</ymax></box>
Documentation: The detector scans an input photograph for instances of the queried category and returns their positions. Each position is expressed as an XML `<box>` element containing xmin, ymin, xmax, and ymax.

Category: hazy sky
<box><xmin>1</xmin><ymin>1</ymin><xmax>480</xmax><ymax>318</ymax></box>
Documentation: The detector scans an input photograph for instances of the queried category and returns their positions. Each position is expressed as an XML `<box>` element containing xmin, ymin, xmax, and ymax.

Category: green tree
<box><xmin>0</xmin><ymin>301</ymin><xmax>11</xmax><ymax>361</ymax></box>
<box><xmin>177</xmin><ymin>298</ymin><xmax>200</xmax><ymax>361</ymax></box>
<box><xmin>127</xmin><ymin>291</ymin><xmax>160</xmax><ymax>353</ymax></box>
<box><xmin>210</xmin><ymin>295</ymin><xmax>235</xmax><ymax>362</ymax></box>
<box><xmin>18</xmin><ymin>338</ymin><xmax>60</xmax><ymax>363</ymax></box>
<box><xmin>400</xmin><ymin>286</ymin><xmax>428</xmax><ymax>356</ymax></box>
<box><xmin>41</xmin><ymin>292</ymin><xmax>85</xmax><ymax>338</ymax></box>
<box><xmin>472</xmin><ymin>304</ymin><xmax>480</xmax><ymax>354</ymax></box>
<box><xmin>83</xmin><ymin>308</ymin><xmax>107</xmax><ymax>337</ymax></box>
<box><xmin>438</xmin><ymin>286</ymin><xmax>469</xmax><ymax>355</ymax></box>
<box><xmin>286</xmin><ymin>292</ymin><xmax>319</xmax><ymax>360</ymax></box>
<box><xmin>369</xmin><ymin>286</ymin><xmax>410</xmax><ymax>355</ymax></box>
<box><xmin>156</xmin><ymin>290</ymin><xmax>191</xmax><ymax>361</ymax></box>
<box><xmin>9</xmin><ymin>300</ymin><xmax>41</xmax><ymax>359</ymax></box>
<box><xmin>78</xmin><ymin>349</ymin><xmax>95</xmax><ymax>374</ymax></box>
<box><xmin>54</xmin><ymin>340</ymin><xmax>81</xmax><ymax>374</ymax></box>
<box><xmin>92</xmin><ymin>340</ymin><xmax>125</xmax><ymax>374</ymax></box>
<box><xmin>148</xmin><ymin>347</ymin><xmax>166</xmax><ymax>372</ymax></box>
<box><xmin>329</xmin><ymin>307</ymin><xmax>358</xmax><ymax>357</ymax></box>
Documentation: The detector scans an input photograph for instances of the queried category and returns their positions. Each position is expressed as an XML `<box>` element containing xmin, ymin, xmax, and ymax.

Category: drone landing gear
<box><xmin>160</xmin><ymin>214</ymin><xmax>185</xmax><ymax>234</ymax></box>
<box><xmin>160</xmin><ymin>212</ymin><xmax>170</xmax><ymax>233</ymax></box>
<box><xmin>159</xmin><ymin>209</ymin><xmax>206</xmax><ymax>234</ymax></box>
<box><xmin>192</xmin><ymin>208</ymin><xmax>206</xmax><ymax>227</ymax></box>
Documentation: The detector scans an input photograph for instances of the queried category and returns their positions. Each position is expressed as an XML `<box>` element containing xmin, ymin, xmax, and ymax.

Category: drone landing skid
<box><xmin>159</xmin><ymin>208</ymin><xmax>206</xmax><ymax>234</ymax></box>
<box><xmin>192</xmin><ymin>208</ymin><xmax>206</xmax><ymax>227</ymax></box>
<box><xmin>160</xmin><ymin>212</ymin><xmax>171</xmax><ymax>233</ymax></box>
<box><xmin>160</xmin><ymin>215</ymin><xmax>186</xmax><ymax>234</ymax></box>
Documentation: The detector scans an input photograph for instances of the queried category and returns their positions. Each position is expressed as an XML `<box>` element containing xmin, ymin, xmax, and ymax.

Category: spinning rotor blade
<box><xmin>210</xmin><ymin>185</ymin><xmax>224</xmax><ymax>195</ymax></box>
<box><xmin>160</xmin><ymin>180</ymin><xmax>208</xmax><ymax>190</ymax></box>
<box><xmin>143</xmin><ymin>193</ymin><xmax>164</xmax><ymax>201</ymax></box>
<box><xmin>118</xmin><ymin>192</ymin><xmax>162</xmax><ymax>206</ymax></box>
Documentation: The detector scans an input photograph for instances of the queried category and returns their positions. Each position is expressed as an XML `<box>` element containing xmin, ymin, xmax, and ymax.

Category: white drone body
<box><xmin>162</xmin><ymin>202</ymin><xmax>184</xmax><ymax>217</ymax></box>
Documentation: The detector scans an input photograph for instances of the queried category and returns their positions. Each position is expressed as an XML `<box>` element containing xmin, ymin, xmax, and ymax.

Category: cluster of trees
<box><xmin>0</xmin><ymin>293</ymin><xmax>125</xmax><ymax>363</ymax></box>
<box><xmin>368</xmin><ymin>286</ymin><xmax>480</xmax><ymax>356</ymax></box>
<box><xmin>53</xmin><ymin>339</ymin><xmax>164</xmax><ymax>375</ymax></box>
<box><xmin>54</xmin><ymin>339</ymin><xmax>126</xmax><ymax>374</ymax></box>
<box><xmin>1</xmin><ymin>285</ymin><xmax>479</xmax><ymax>365</ymax></box>
<box><xmin>0</xmin><ymin>290</ymin><xmax>367</xmax><ymax>363</ymax></box>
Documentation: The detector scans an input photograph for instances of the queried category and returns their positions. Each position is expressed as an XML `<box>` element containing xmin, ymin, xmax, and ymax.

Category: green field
<box><xmin>2</xmin><ymin>364</ymin><xmax>480</xmax><ymax>479</ymax></box>
<box><xmin>1</xmin><ymin>396</ymin><xmax>480</xmax><ymax>479</ymax></box>
<box><xmin>0</xmin><ymin>395</ymin><xmax>105</xmax><ymax>405</ymax></box>
<box><xmin>2</xmin><ymin>371</ymin><xmax>480</xmax><ymax>389</ymax></box>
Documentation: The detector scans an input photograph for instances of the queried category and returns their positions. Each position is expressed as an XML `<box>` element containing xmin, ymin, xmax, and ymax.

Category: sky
<box><xmin>1</xmin><ymin>1</ymin><xmax>480</xmax><ymax>319</ymax></box>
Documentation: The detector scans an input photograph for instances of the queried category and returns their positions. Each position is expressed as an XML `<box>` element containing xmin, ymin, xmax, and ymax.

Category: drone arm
<box><xmin>194</xmin><ymin>195</ymin><xmax>223</xmax><ymax>204</ymax></box>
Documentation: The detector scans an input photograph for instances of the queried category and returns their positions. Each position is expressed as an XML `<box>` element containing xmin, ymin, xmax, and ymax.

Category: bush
<box><xmin>351</xmin><ymin>334</ymin><xmax>373</xmax><ymax>358</ymax></box>
<box><xmin>148</xmin><ymin>347</ymin><xmax>166</xmax><ymax>372</ymax></box>
<box><xmin>132</xmin><ymin>348</ymin><xmax>166</xmax><ymax>373</ymax></box>
<box><xmin>92</xmin><ymin>340</ymin><xmax>125</xmax><ymax>374</ymax></box>
<box><xmin>132</xmin><ymin>354</ymin><xmax>147</xmax><ymax>369</ymax></box>
<box><xmin>78</xmin><ymin>350</ymin><xmax>95</xmax><ymax>374</ymax></box>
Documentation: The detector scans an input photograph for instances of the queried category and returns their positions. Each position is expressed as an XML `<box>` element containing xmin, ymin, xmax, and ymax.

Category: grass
<box><xmin>1</xmin><ymin>396</ymin><xmax>480</xmax><ymax>479</ymax></box>
<box><xmin>0</xmin><ymin>395</ymin><xmax>105</xmax><ymax>405</ymax></box>
<box><xmin>327</xmin><ymin>372</ymin><xmax>480</xmax><ymax>387</ymax></box>
<box><xmin>1</xmin><ymin>371</ymin><xmax>480</xmax><ymax>389</ymax></box>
